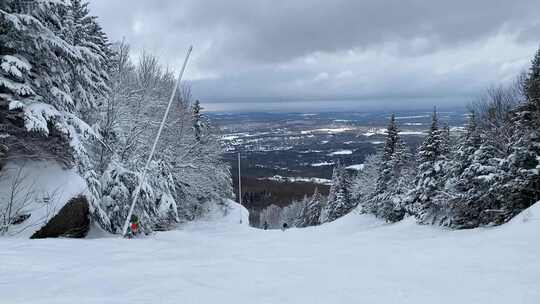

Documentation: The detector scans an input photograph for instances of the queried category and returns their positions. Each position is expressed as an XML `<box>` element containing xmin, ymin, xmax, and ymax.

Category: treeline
<box><xmin>355</xmin><ymin>46</ymin><xmax>539</xmax><ymax>228</ymax></box>
<box><xmin>0</xmin><ymin>0</ymin><xmax>233</xmax><ymax>235</ymax></box>
<box><xmin>261</xmin><ymin>47</ymin><xmax>540</xmax><ymax>229</ymax></box>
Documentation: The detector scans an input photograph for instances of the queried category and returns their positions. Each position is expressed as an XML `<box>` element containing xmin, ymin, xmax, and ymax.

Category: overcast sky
<box><xmin>89</xmin><ymin>0</ymin><xmax>540</xmax><ymax>111</ymax></box>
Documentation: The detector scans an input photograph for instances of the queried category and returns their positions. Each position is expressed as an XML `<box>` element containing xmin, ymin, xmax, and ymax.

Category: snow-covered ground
<box><xmin>301</xmin><ymin>127</ymin><xmax>354</xmax><ymax>135</ymax></box>
<box><xmin>1</xmin><ymin>201</ymin><xmax>539</xmax><ymax>304</ymax></box>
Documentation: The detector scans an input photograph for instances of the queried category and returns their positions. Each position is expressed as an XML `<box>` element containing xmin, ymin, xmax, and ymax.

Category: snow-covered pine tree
<box><xmin>524</xmin><ymin>46</ymin><xmax>540</xmax><ymax>105</ymax></box>
<box><xmin>442</xmin><ymin>114</ymin><xmax>476</xmax><ymax>183</ymax></box>
<box><xmin>440</xmin><ymin>123</ymin><xmax>451</xmax><ymax>156</ymax></box>
<box><xmin>321</xmin><ymin>163</ymin><xmax>355</xmax><ymax>223</ymax></box>
<box><xmin>377</xmin><ymin>113</ymin><xmax>399</xmax><ymax>193</ymax></box>
<box><xmin>449</xmin><ymin>135</ymin><xmax>506</xmax><ymax>228</ymax></box>
<box><xmin>368</xmin><ymin>113</ymin><xmax>413</xmax><ymax>222</ymax></box>
<box><xmin>490</xmin><ymin>46</ymin><xmax>540</xmax><ymax>223</ymax></box>
<box><xmin>441</xmin><ymin>111</ymin><xmax>482</xmax><ymax>227</ymax></box>
<box><xmin>446</xmin><ymin>48</ymin><xmax>539</xmax><ymax>229</ymax></box>
<box><xmin>1</xmin><ymin>1</ymin><xmax>65</xmax><ymax>110</ymax></box>
<box><xmin>1</xmin><ymin>1</ymin><xmax>77</xmax><ymax>130</ymax></box>
<box><xmin>382</xmin><ymin>138</ymin><xmax>413</xmax><ymax>221</ymax></box>
<box><xmin>259</xmin><ymin>204</ymin><xmax>282</xmax><ymax>229</ymax></box>
<box><xmin>454</xmin><ymin>111</ymin><xmax>481</xmax><ymax>173</ymax></box>
<box><xmin>63</xmin><ymin>0</ymin><xmax>110</xmax><ymax>115</ymax></box>
<box><xmin>192</xmin><ymin>99</ymin><xmax>204</xmax><ymax>142</ymax></box>
<box><xmin>350</xmin><ymin>153</ymin><xmax>380</xmax><ymax>212</ymax></box>
<box><xmin>280</xmin><ymin>199</ymin><xmax>307</xmax><ymax>228</ymax></box>
<box><xmin>407</xmin><ymin>108</ymin><xmax>449</xmax><ymax>224</ymax></box>
<box><xmin>417</xmin><ymin>108</ymin><xmax>444</xmax><ymax>164</ymax></box>
<box><xmin>297</xmin><ymin>187</ymin><xmax>324</xmax><ymax>227</ymax></box>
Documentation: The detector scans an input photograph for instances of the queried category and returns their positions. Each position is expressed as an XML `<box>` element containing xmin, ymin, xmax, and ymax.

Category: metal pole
<box><xmin>122</xmin><ymin>46</ymin><xmax>193</xmax><ymax>237</ymax></box>
<box><xmin>238</xmin><ymin>152</ymin><xmax>242</xmax><ymax>224</ymax></box>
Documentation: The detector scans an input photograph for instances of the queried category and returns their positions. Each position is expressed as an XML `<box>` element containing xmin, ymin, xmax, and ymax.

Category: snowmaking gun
<box><xmin>121</xmin><ymin>46</ymin><xmax>193</xmax><ymax>238</ymax></box>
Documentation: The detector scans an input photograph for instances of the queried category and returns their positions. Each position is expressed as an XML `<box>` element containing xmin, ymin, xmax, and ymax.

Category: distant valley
<box><xmin>210</xmin><ymin>110</ymin><xmax>466</xmax><ymax>224</ymax></box>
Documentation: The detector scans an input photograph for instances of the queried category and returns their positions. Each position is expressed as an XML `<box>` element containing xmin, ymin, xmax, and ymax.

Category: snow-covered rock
<box><xmin>0</xmin><ymin>161</ymin><xmax>87</xmax><ymax>237</ymax></box>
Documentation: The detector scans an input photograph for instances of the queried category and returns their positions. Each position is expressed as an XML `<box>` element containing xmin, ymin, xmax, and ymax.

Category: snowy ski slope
<box><xmin>1</xmin><ymin>200</ymin><xmax>539</xmax><ymax>304</ymax></box>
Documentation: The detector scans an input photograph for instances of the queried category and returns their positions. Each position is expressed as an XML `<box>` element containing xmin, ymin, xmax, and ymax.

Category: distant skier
<box><xmin>128</xmin><ymin>214</ymin><xmax>140</xmax><ymax>238</ymax></box>
<box><xmin>281</xmin><ymin>222</ymin><xmax>288</xmax><ymax>231</ymax></box>
<box><xmin>263</xmin><ymin>221</ymin><xmax>269</xmax><ymax>230</ymax></box>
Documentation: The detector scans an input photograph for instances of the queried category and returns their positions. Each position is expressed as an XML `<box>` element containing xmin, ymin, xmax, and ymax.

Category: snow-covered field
<box><xmin>346</xmin><ymin>164</ymin><xmax>365</xmax><ymax>170</ymax></box>
<box><xmin>328</xmin><ymin>149</ymin><xmax>353</xmax><ymax>156</ymax></box>
<box><xmin>1</xmin><ymin>201</ymin><xmax>539</xmax><ymax>304</ymax></box>
<box><xmin>259</xmin><ymin>175</ymin><xmax>332</xmax><ymax>185</ymax></box>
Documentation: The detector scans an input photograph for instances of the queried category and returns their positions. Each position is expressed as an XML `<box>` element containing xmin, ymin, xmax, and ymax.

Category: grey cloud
<box><xmin>517</xmin><ymin>22</ymin><xmax>540</xmax><ymax>44</ymax></box>
<box><xmin>88</xmin><ymin>0</ymin><xmax>540</xmax><ymax>109</ymax></box>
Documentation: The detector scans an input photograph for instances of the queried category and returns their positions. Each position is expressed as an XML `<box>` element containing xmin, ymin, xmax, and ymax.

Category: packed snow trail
<box><xmin>1</xmin><ymin>201</ymin><xmax>539</xmax><ymax>304</ymax></box>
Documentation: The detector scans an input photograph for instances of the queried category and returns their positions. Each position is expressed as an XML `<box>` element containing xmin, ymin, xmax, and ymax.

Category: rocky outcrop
<box><xmin>31</xmin><ymin>196</ymin><xmax>90</xmax><ymax>239</ymax></box>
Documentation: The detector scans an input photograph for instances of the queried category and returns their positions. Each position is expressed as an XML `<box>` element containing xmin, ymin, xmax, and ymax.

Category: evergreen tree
<box><xmin>298</xmin><ymin>188</ymin><xmax>324</xmax><ymax>227</ymax></box>
<box><xmin>490</xmin><ymin>45</ymin><xmax>540</xmax><ymax>223</ymax></box>
<box><xmin>192</xmin><ymin>99</ymin><xmax>204</xmax><ymax>142</ymax></box>
<box><xmin>368</xmin><ymin>113</ymin><xmax>412</xmax><ymax>222</ymax></box>
<box><xmin>281</xmin><ymin>199</ymin><xmax>307</xmax><ymax>228</ymax></box>
<box><xmin>449</xmin><ymin>136</ymin><xmax>506</xmax><ymax>227</ymax></box>
<box><xmin>408</xmin><ymin>108</ymin><xmax>449</xmax><ymax>224</ymax></box>
<box><xmin>1</xmin><ymin>1</ymin><xmax>73</xmax><ymax>117</ymax></box>
<box><xmin>524</xmin><ymin>46</ymin><xmax>540</xmax><ymax>105</ymax></box>
<box><xmin>440</xmin><ymin>123</ymin><xmax>451</xmax><ymax>157</ymax></box>
<box><xmin>455</xmin><ymin>111</ymin><xmax>481</xmax><ymax>171</ymax></box>
<box><xmin>446</xmin><ymin>47</ymin><xmax>540</xmax><ymax>228</ymax></box>
<box><xmin>322</xmin><ymin>164</ymin><xmax>354</xmax><ymax>223</ymax></box>
<box><xmin>377</xmin><ymin>113</ymin><xmax>400</xmax><ymax>192</ymax></box>
<box><xmin>64</xmin><ymin>0</ymin><xmax>111</xmax><ymax>114</ymax></box>
<box><xmin>418</xmin><ymin>108</ymin><xmax>444</xmax><ymax>163</ymax></box>
<box><xmin>440</xmin><ymin>111</ymin><xmax>482</xmax><ymax>227</ymax></box>
<box><xmin>259</xmin><ymin>204</ymin><xmax>282</xmax><ymax>229</ymax></box>
<box><xmin>350</xmin><ymin>153</ymin><xmax>380</xmax><ymax>213</ymax></box>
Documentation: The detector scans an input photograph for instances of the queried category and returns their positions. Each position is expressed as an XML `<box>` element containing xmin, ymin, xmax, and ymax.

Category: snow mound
<box><xmin>180</xmin><ymin>199</ymin><xmax>250</xmax><ymax>232</ymax></box>
<box><xmin>508</xmin><ymin>200</ymin><xmax>540</xmax><ymax>225</ymax></box>
<box><xmin>214</xmin><ymin>200</ymin><xmax>250</xmax><ymax>226</ymax></box>
<box><xmin>312</xmin><ymin>209</ymin><xmax>385</xmax><ymax>235</ymax></box>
